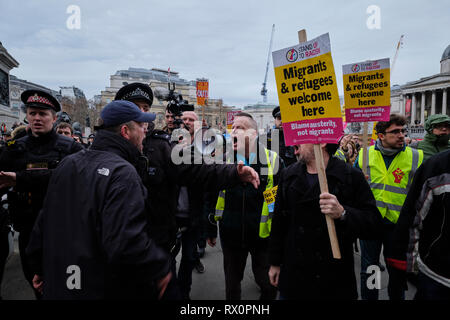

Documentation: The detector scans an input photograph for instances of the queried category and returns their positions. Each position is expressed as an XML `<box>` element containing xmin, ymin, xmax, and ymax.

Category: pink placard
<box><xmin>345</xmin><ymin>106</ymin><xmax>390</xmax><ymax>122</ymax></box>
<box><xmin>283</xmin><ymin>117</ymin><xmax>343</xmax><ymax>146</ymax></box>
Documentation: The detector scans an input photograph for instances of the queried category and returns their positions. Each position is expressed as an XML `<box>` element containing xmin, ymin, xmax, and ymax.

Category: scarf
<box><xmin>375</xmin><ymin>139</ymin><xmax>403</xmax><ymax>157</ymax></box>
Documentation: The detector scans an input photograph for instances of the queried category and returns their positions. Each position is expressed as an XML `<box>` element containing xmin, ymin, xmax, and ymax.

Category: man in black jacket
<box><xmin>207</xmin><ymin>112</ymin><xmax>283</xmax><ymax>300</ymax></box>
<box><xmin>268</xmin><ymin>142</ymin><xmax>382</xmax><ymax>300</ymax></box>
<box><xmin>387</xmin><ymin>149</ymin><xmax>450</xmax><ymax>300</ymax></box>
<box><xmin>0</xmin><ymin>89</ymin><xmax>83</xmax><ymax>298</ymax></box>
<box><xmin>26</xmin><ymin>100</ymin><xmax>171</xmax><ymax>299</ymax></box>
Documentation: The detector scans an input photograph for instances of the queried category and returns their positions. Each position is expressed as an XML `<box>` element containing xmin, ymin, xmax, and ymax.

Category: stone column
<box><xmin>443</xmin><ymin>88</ymin><xmax>448</xmax><ymax>116</ymax></box>
<box><xmin>411</xmin><ymin>93</ymin><xmax>417</xmax><ymax>124</ymax></box>
<box><xmin>431</xmin><ymin>90</ymin><xmax>436</xmax><ymax>115</ymax></box>
<box><xmin>420</xmin><ymin>91</ymin><xmax>426</xmax><ymax>125</ymax></box>
<box><xmin>400</xmin><ymin>94</ymin><xmax>405</xmax><ymax>115</ymax></box>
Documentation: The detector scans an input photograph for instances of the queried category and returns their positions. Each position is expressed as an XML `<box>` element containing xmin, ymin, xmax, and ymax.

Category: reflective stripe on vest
<box><xmin>334</xmin><ymin>149</ymin><xmax>347</xmax><ymax>162</ymax></box>
<box><xmin>214</xmin><ymin>149</ymin><xmax>277</xmax><ymax>238</ymax></box>
<box><xmin>214</xmin><ymin>190</ymin><xmax>226</xmax><ymax>221</ymax></box>
<box><xmin>358</xmin><ymin>145</ymin><xmax>423</xmax><ymax>224</ymax></box>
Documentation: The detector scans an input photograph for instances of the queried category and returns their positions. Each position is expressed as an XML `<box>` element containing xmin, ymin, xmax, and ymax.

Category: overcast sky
<box><xmin>1</xmin><ymin>0</ymin><xmax>449</xmax><ymax>107</ymax></box>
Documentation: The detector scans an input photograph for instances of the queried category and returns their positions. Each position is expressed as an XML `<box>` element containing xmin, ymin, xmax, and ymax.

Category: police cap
<box><xmin>21</xmin><ymin>89</ymin><xmax>61</xmax><ymax>112</ymax></box>
<box><xmin>272</xmin><ymin>106</ymin><xmax>281</xmax><ymax>118</ymax></box>
<box><xmin>115</xmin><ymin>82</ymin><xmax>153</xmax><ymax>106</ymax></box>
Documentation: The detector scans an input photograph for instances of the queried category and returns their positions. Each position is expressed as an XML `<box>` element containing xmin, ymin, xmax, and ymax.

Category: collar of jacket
<box><xmin>424</xmin><ymin>132</ymin><xmax>450</xmax><ymax>146</ymax></box>
<box><xmin>287</xmin><ymin>157</ymin><xmax>348</xmax><ymax>201</ymax></box>
<box><xmin>90</xmin><ymin>129</ymin><xmax>142</xmax><ymax>166</ymax></box>
<box><xmin>292</xmin><ymin>156</ymin><xmax>346</xmax><ymax>183</ymax></box>
<box><xmin>26</xmin><ymin>128</ymin><xmax>57</xmax><ymax>144</ymax></box>
<box><xmin>231</xmin><ymin>142</ymin><xmax>263</xmax><ymax>165</ymax></box>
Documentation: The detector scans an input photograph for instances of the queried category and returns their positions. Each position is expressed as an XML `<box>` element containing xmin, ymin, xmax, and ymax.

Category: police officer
<box><xmin>114</xmin><ymin>83</ymin><xmax>178</xmax><ymax>254</ymax></box>
<box><xmin>0</xmin><ymin>89</ymin><xmax>83</xmax><ymax>298</ymax></box>
<box><xmin>265</xmin><ymin>106</ymin><xmax>296</xmax><ymax>167</ymax></box>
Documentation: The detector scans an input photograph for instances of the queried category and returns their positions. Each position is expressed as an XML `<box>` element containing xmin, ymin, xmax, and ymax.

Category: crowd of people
<box><xmin>0</xmin><ymin>82</ymin><xmax>449</xmax><ymax>300</ymax></box>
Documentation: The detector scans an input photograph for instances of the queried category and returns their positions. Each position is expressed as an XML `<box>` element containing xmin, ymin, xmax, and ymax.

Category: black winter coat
<box><xmin>206</xmin><ymin>144</ymin><xmax>284</xmax><ymax>249</ymax></box>
<box><xmin>269</xmin><ymin>157</ymin><xmax>382</xmax><ymax>300</ymax></box>
<box><xmin>0</xmin><ymin>129</ymin><xmax>83</xmax><ymax>232</ymax></box>
<box><xmin>388</xmin><ymin>149</ymin><xmax>450</xmax><ymax>280</ymax></box>
<box><xmin>26</xmin><ymin>130</ymin><xmax>170</xmax><ymax>299</ymax></box>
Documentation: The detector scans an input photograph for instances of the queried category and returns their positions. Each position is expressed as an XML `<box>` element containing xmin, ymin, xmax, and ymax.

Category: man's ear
<box><xmin>377</xmin><ymin>132</ymin><xmax>384</xmax><ymax>141</ymax></box>
<box><xmin>120</xmin><ymin>124</ymin><xmax>130</xmax><ymax>139</ymax></box>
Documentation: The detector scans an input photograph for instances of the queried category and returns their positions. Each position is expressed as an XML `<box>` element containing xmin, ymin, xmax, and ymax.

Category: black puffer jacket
<box><xmin>0</xmin><ymin>129</ymin><xmax>83</xmax><ymax>232</ymax></box>
<box><xmin>26</xmin><ymin>130</ymin><xmax>170</xmax><ymax>299</ymax></box>
<box><xmin>269</xmin><ymin>157</ymin><xmax>382</xmax><ymax>299</ymax></box>
<box><xmin>206</xmin><ymin>144</ymin><xmax>284</xmax><ymax>249</ymax></box>
<box><xmin>388</xmin><ymin>149</ymin><xmax>450</xmax><ymax>283</ymax></box>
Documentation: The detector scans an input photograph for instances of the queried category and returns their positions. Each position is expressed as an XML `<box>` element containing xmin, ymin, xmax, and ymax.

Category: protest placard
<box><xmin>343</xmin><ymin>58</ymin><xmax>390</xmax><ymax>122</ymax></box>
<box><xmin>272</xmin><ymin>33</ymin><xmax>343</xmax><ymax>146</ymax></box>
<box><xmin>196</xmin><ymin>80</ymin><xmax>209</xmax><ymax>106</ymax></box>
<box><xmin>226</xmin><ymin>111</ymin><xmax>241</xmax><ymax>131</ymax></box>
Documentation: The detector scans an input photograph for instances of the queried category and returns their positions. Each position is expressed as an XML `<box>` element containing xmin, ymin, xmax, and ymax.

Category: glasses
<box><xmin>384</xmin><ymin>128</ymin><xmax>407</xmax><ymax>135</ymax></box>
<box><xmin>434</xmin><ymin>123</ymin><xmax>450</xmax><ymax>130</ymax></box>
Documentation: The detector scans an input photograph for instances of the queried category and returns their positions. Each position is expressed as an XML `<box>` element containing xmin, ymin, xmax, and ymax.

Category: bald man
<box><xmin>181</xmin><ymin>111</ymin><xmax>199</xmax><ymax>144</ymax></box>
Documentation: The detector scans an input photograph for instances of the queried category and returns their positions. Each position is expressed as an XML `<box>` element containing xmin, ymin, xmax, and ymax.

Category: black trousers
<box><xmin>221</xmin><ymin>241</ymin><xmax>277</xmax><ymax>300</ymax></box>
<box><xmin>18</xmin><ymin>230</ymin><xmax>41</xmax><ymax>299</ymax></box>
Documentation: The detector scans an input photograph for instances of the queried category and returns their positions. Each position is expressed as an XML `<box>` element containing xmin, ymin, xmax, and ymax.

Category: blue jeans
<box><xmin>360</xmin><ymin>219</ymin><xmax>406</xmax><ymax>300</ymax></box>
<box><xmin>414</xmin><ymin>271</ymin><xmax>450</xmax><ymax>300</ymax></box>
<box><xmin>177</xmin><ymin>225</ymin><xmax>201</xmax><ymax>299</ymax></box>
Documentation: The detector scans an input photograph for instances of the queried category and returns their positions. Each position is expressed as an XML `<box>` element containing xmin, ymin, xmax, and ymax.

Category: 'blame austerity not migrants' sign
<box><xmin>272</xmin><ymin>33</ymin><xmax>343</xmax><ymax>146</ymax></box>
<box><xmin>343</xmin><ymin>58</ymin><xmax>390</xmax><ymax>122</ymax></box>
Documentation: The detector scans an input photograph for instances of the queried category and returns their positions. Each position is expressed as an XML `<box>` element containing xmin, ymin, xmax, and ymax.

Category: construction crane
<box><xmin>391</xmin><ymin>34</ymin><xmax>404</xmax><ymax>74</ymax></box>
<box><xmin>261</xmin><ymin>24</ymin><xmax>275</xmax><ymax>103</ymax></box>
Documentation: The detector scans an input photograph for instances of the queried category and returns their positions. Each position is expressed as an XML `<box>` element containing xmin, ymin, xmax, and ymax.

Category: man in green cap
<box><xmin>413</xmin><ymin>114</ymin><xmax>450</xmax><ymax>161</ymax></box>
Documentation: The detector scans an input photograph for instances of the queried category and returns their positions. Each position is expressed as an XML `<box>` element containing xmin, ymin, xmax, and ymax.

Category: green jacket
<box><xmin>415</xmin><ymin>114</ymin><xmax>450</xmax><ymax>161</ymax></box>
<box><xmin>416</xmin><ymin>133</ymin><xmax>450</xmax><ymax>161</ymax></box>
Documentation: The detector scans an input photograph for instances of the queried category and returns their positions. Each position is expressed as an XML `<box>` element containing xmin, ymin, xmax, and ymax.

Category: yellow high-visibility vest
<box><xmin>358</xmin><ymin>145</ymin><xmax>423</xmax><ymax>224</ymax></box>
<box><xmin>215</xmin><ymin>148</ymin><xmax>277</xmax><ymax>238</ymax></box>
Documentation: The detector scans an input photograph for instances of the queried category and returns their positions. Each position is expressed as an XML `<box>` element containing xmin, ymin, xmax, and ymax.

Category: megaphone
<box><xmin>193</xmin><ymin>126</ymin><xmax>225</xmax><ymax>157</ymax></box>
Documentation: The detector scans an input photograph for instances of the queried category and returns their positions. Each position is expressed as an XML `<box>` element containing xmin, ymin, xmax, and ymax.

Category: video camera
<box><xmin>154</xmin><ymin>83</ymin><xmax>194</xmax><ymax>128</ymax></box>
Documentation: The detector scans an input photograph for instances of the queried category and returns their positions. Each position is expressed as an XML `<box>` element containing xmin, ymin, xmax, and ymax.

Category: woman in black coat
<box><xmin>268</xmin><ymin>144</ymin><xmax>382</xmax><ymax>300</ymax></box>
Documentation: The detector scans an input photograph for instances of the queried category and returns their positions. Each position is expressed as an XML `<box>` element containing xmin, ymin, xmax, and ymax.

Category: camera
<box><xmin>154</xmin><ymin>83</ymin><xmax>194</xmax><ymax>128</ymax></box>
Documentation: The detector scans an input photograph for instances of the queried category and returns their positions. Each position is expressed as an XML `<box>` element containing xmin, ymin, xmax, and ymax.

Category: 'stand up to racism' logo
<box><xmin>352</xmin><ymin>64</ymin><xmax>360</xmax><ymax>72</ymax></box>
<box><xmin>286</xmin><ymin>49</ymin><xmax>298</xmax><ymax>62</ymax></box>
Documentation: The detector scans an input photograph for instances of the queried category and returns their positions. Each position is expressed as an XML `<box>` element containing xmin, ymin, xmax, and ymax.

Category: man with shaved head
<box><xmin>207</xmin><ymin>112</ymin><xmax>284</xmax><ymax>300</ymax></box>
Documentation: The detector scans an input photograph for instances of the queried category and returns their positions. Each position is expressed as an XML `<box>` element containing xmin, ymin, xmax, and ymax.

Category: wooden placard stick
<box><xmin>361</xmin><ymin>122</ymin><xmax>369</xmax><ymax>176</ymax></box>
<box><xmin>298</xmin><ymin>29</ymin><xmax>341</xmax><ymax>259</ymax></box>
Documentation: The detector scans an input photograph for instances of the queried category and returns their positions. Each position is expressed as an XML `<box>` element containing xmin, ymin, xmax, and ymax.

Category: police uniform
<box><xmin>114</xmin><ymin>83</ymin><xmax>176</xmax><ymax>249</ymax></box>
<box><xmin>0</xmin><ymin>90</ymin><xmax>83</xmax><ymax>296</ymax></box>
<box><xmin>265</xmin><ymin>106</ymin><xmax>296</xmax><ymax>167</ymax></box>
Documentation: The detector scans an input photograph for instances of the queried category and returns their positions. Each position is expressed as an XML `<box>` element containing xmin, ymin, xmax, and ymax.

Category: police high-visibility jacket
<box><xmin>215</xmin><ymin>148</ymin><xmax>278</xmax><ymax>238</ymax></box>
<box><xmin>358</xmin><ymin>145</ymin><xmax>423</xmax><ymax>224</ymax></box>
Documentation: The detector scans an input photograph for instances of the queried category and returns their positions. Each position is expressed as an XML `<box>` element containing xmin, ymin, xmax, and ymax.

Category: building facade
<box><xmin>100</xmin><ymin>67</ymin><xmax>233</xmax><ymax>129</ymax></box>
<box><xmin>243</xmin><ymin>103</ymin><xmax>276</xmax><ymax>134</ymax></box>
<box><xmin>9</xmin><ymin>75</ymin><xmax>60</xmax><ymax>124</ymax></box>
<box><xmin>0</xmin><ymin>42</ymin><xmax>19</xmax><ymax>129</ymax></box>
<box><xmin>391</xmin><ymin>44</ymin><xmax>450</xmax><ymax>125</ymax></box>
